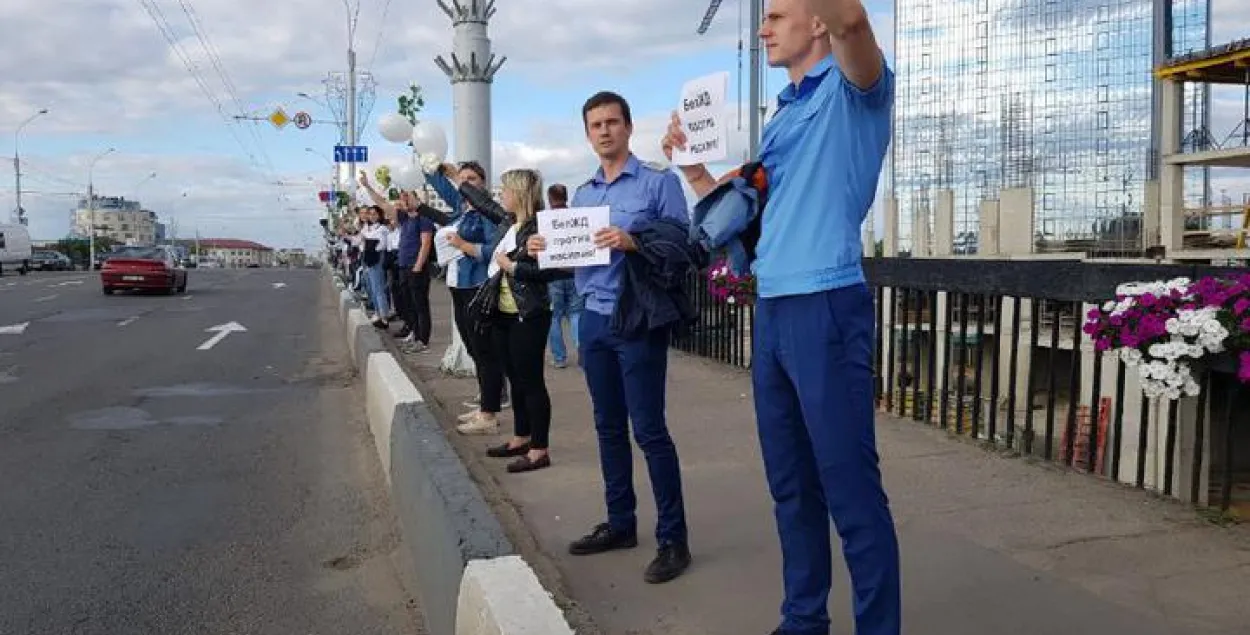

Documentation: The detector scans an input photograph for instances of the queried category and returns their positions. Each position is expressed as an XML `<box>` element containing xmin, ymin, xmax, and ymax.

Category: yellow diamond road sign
<box><xmin>268</xmin><ymin>108</ymin><xmax>290</xmax><ymax>129</ymax></box>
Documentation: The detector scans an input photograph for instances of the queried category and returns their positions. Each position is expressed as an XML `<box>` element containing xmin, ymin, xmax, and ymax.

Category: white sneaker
<box><xmin>458</xmin><ymin>409</ymin><xmax>480</xmax><ymax>422</ymax></box>
<box><xmin>456</xmin><ymin>414</ymin><xmax>498</xmax><ymax>435</ymax></box>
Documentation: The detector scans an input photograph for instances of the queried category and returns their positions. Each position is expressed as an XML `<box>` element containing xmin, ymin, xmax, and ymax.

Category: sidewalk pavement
<box><xmin>396</xmin><ymin>285</ymin><xmax>1250</xmax><ymax>635</ymax></box>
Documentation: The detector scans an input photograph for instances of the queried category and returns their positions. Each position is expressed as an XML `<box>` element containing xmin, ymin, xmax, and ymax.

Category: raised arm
<box><xmin>456</xmin><ymin>181</ymin><xmax>510</xmax><ymax>226</ymax></box>
<box><xmin>415</xmin><ymin>203</ymin><xmax>453</xmax><ymax>226</ymax></box>
<box><xmin>358</xmin><ymin>172</ymin><xmax>398</xmax><ymax>216</ymax></box>
<box><xmin>808</xmin><ymin>0</ymin><xmax>883</xmax><ymax>90</ymax></box>
<box><xmin>425</xmin><ymin>167</ymin><xmax>464</xmax><ymax>213</ymax></box>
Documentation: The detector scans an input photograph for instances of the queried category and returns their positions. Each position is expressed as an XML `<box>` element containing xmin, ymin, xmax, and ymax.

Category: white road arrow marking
<box><xmin>272</xmin><ymin>282</ymin><xmax>286</xmax><ymax>289</ymax></box>
<box><xmin>196</xmin><ymin>321</ymin><xmax>246</xmax><ymax>350</ymax></box>
<box><xmin>0</xmin><ymin>322</ymin><xmax>29</xmax><ymax>335</ymax></box>
<box><xmin>33</xmin><ymin>294</ymin><xmax>57</xmax><ymax>302</ymax></box>
<box><xmin>117</xmin><ymin>316</ymin><xmax>140</xmax><ymax>327</ymax></box>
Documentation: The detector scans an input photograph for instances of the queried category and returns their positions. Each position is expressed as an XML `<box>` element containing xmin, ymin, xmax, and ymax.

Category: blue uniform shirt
<box><xmin>570</xmin><ymin>154</ymin><xmax>691</xmax><ymax>315</ymax></box>
<box><xmin>755</xmin><ymin>54</ymin><xmax>894</xmax><ymax>298</ymax></box>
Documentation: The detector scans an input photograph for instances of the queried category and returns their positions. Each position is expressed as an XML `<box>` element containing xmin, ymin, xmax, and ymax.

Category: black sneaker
<box><xmin>568</xmin><ymin>523</ymin><xmax>637</xmax><ymax>556</ymax></box>
<box><xmin>393</xmin><ymin>327</ymin><xmax>411</xmax><ymax>339</ymax></box>
<box><xmin>643</xmin><ymin>542</ymin><xmax>691</xmax><ymax>584</ymax></box>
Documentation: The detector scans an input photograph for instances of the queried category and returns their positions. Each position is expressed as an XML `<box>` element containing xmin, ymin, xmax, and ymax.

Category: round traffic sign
<box><xmin>294</xmin><ymin>112</ymin><xmax>312</xmax><ymax>129</ymax></box>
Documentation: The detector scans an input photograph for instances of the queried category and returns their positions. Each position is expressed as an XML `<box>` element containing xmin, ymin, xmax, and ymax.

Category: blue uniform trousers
<box><xmin>579</xmin><ymin>309</ymin><xmax>688</xmax><ymax>546</ymax></box>
<box><xmin>752</xmin><ymin>283</ymin><xmax>901</xmax><ymax>635</ymax></box>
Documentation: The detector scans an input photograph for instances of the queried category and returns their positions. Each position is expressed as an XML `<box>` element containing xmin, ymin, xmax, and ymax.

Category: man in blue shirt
<box><xmin>528</xmin><ymin>91</ymin><xmax>694</xmax><ymax>584</ymax></box>
<box><xmin>663</xmin><ymin>0</ymin><xmax>900</xmax><ymax>633</ymax></box>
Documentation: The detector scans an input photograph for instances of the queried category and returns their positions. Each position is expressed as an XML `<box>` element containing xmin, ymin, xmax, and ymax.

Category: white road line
<box><xmin>0</xmin><ymin>322</ymin><xmax>29</xmax><ymax>335</ymax></box>
<box><xmin>117</xmin><ymin>316</ymin><xmax>140</xmax><ymax>326</ymax></box>
<box><xmin>33</xmin><ymin>294</ymin><xmax>57</xmax><ymax>302</ymax></box>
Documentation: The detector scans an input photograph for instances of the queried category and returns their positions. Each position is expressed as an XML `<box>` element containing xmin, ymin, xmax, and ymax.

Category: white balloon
<box><xmin>378</xmin><ymin>113</ymin><xmax>414</xmax><ymax>144</ymax></box>
<box><xmin>391</xmin><ymin>161</ymin><xmax>426</xmax><ymax>190</ymax></box>
<box><xmin>410</xmin><ymin>121</ymin><xmax>448</xmax><ymax>163</ymax></box>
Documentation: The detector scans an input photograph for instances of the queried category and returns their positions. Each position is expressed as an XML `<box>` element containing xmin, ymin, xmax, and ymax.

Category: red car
<box><xmin>100</xmin><ymin>246</ymin><xmax>188</xmax><ymax>295</ymax></box>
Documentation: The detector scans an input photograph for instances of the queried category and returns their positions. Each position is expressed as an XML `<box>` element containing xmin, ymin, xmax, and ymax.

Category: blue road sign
<box><xmin>333</xmin><ymin>145</ymin><xmax>369</xmax><ymax>163</ymax></box>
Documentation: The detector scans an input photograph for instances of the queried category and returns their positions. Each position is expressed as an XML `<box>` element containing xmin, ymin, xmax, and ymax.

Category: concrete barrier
<box><xmin>345</xmin><ymin>307</ymin><xmax>372</xmax><ymax>365</ymax></box>
<box><xmin>331</xmin><ymin>269</ymin><xmax>574</xmax><ymax>635</ymax></box>
<box><xmin>390</xmin><ymin>401</ymin><xmax>515</xmax><ymax>635</ymax></box>
<box><xmin>455</xmin><ymin>556</ymin><xmax>575</xmax><ymax>635</ymax></box>
<box><xmin>352</xmin><ymin>320</ymin><xmax>386</xmax><ymax>374</ymax></box>
<box><xmin>363</xmin><ymin>351</ymin><xmax>421</xmax><ymax>481</ymax></box>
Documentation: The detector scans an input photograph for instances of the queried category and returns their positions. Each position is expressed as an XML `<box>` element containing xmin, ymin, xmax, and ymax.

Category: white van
<box><xmin>0</xmin><ymin>223</ymin><xmax>32</xmax><ymax>276</ymax></box>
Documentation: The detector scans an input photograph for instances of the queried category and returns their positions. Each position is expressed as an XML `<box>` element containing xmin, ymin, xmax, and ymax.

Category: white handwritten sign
<box><xmin>536</xmin><ymin>206</ymin><xmax>610</xmax><ymax>269</ymax></box>
<box><xmin>672</xmin><ymin>71</ymin><xmax>729</xmax><ymax>166</ymax></box>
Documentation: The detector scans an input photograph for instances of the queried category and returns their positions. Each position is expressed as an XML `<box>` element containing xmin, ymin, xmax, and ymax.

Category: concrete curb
<box><xmin>456</xmin><ymin>556</ymin><xmax>576</xmax><ymax>635</ymax></box>
<box><xmin>332</xmin><ymin>274</ymin><xmax>574</xmax><ymax>635</ymax></box>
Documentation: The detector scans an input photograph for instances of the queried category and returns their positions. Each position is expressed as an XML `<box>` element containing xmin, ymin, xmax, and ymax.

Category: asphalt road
<box><xmin>0</xmin><ymin>268</ymin><xmax>422</xmax><ymax>635</ymax></box>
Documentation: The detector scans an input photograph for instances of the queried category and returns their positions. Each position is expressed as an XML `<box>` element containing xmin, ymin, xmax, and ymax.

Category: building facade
<box><xmin>890</xmin><ymin>0</ymin><xmax>1210</xmax><ymax>255</ymax></box>
<box><xmin>196</xmin><ymin>239</ymin><xmax>274</xmax><ymax>267</ymax></box>
<box><xmin>72</xmin><ymin>196</ymin><xmax>161</xmax><ymax>246</ymax></box>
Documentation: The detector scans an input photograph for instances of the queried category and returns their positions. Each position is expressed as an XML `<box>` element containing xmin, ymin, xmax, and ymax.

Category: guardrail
<box><xmin>676</xmin><ymin>258</ymin><xmax>1250</xmax><ymax>514</ymax></box>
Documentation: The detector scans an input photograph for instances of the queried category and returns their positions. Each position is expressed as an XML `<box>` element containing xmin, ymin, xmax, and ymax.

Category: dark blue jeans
<box><xmin>579</xmin><ymin>310</ymin><xmax>688</xmax><ymax>546</ymax></box>
<box><xmin>752</xmin><ymin>284</ymin><xmax>901</xmax><ymax>635</ymax></box>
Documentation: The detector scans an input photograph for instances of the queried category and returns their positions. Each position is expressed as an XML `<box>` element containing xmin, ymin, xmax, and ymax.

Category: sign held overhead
<box><xmin>672</xmin><ymin>71</ymin><xmax>729</xmax><ymax>166</ymax></box>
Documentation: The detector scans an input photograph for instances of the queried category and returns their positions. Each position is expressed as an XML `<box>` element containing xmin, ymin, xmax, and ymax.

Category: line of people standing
<box><xmin>345</xmin><ymin>2</ymin><xmax>903</xmax><ymax>630</ymax></box>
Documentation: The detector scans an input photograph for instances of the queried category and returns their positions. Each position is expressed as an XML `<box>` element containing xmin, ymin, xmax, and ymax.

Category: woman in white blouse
<box><xmin>359</xmin><ymin>205</ymin><xmax>392</xmax><ymax>328</ymax></box>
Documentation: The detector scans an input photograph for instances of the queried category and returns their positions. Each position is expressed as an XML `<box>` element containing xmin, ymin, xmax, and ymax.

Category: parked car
<box><xmin>0</xmin><ymin>223</ymin><xmax>32</xmax><ymax>276</ymax></box>
<box><xmin>100</xmin><ymin>245</ymin><xmax>188</xmax><ymax>295</ymax></box>
<box><xmin>30</xmin><ymin>250</ymin><xmax>72</xmax><ymax>271</ymax></box>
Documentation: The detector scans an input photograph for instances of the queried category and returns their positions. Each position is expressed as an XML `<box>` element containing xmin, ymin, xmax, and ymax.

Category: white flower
<box><xmin>1120</xmin><ymin>348</ymin><xmax>1143</xmax><ymax>365</ymax></box>
<box><xmin>1165</xmin><ymin>318</ymin><xmax>1180</xmax><ymax>334</ymax></box>
<box><xmin>1103</xmin><ymin>301</ymin><xmax>1116</xmax><ymax>312</ymax></box>
<box><xmin>726</xmin><ymin>295</ymin><xmax>736</xmax><ymax>305</ymax></box>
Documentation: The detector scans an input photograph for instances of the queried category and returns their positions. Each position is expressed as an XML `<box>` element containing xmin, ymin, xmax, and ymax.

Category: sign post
<box><xmin>333</xmin><ymin>145</ymin><xmax>369</xmax><ymax>163</ymax></box>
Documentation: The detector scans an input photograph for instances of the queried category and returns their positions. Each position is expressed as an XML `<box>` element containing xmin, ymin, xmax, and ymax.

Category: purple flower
<box><xmin>1240</xmin><ymin>351</ymin><xmax>1250</xmax><ymax>383</ymax></box>
<box><xmin>1095</xmin><ymin>338</ymin><xmax>1111</xmax><ymax>351</ymax></box>
<box><xmin>1236</xmin><ymin>298</ymin><xmax>1250</xmax><ymax>316</ymax></box>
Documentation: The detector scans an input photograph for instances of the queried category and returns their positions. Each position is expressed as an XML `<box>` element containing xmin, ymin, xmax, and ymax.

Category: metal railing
<box><xmin>676</xmin><ymin>258</ymin><xmax>1250</xmax><ymax>514</ymax></box>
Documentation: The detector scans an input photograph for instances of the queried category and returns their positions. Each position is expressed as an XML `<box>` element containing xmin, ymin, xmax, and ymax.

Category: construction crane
<box><xmin>696</xmin><ymin>0</ymin><xmax>723</xmax><ymax>34</ymax></box>
<box><xmin>695</xmin><ymin>0</ymin><xmax>762</xmax><ymax>159</ymax></box>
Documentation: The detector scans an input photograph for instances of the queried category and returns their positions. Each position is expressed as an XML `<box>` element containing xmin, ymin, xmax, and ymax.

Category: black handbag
<box><xmin>466</xmin><ymin>272</ymin><xmax>503</xmax><ymax>327</ymax></box>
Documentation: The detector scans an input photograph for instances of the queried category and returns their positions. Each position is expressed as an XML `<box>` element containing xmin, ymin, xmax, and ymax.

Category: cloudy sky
<box><xmin>1</xmin><ymin>0</ymin><xmax>1247</xmax><ymax>253</ymax></box>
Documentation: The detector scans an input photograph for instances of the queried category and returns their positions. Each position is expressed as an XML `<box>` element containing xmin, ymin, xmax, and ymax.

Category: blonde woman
<box><xmin>453</xmin><ymin>169</ymin><xmax>572</xmax><ymax>473</ymax></box>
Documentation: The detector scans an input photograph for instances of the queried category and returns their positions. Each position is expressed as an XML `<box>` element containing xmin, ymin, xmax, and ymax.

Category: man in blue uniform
<box><xmin>663</xmin><ymin>0</ymin><xmax>900</xmax><ymax>633</ymax></box>
<box><xmin>528</xmin><ymin>91</ymin><xmax>694</xmax><ymax>584</ymax></box>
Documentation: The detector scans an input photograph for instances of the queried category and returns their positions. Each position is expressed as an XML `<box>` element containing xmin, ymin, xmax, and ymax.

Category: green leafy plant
<box><xmin>397</xmin><ymin>84</ymin><xmax>424</xmax><ymax>127</ymax></box>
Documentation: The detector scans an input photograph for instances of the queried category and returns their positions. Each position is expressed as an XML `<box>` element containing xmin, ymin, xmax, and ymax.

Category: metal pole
<box><xmin>13</xmin><ymin>109</ymin><xmax>47</xmax><ymax>225</ymax></box>
<box><xmin>348</xmin><ymin>48</ymin><xmax>357</xmax><ymax>200</ymax></box>
<box><xmin>748</xmin><ymin>0</ymin><xmax>762</xmax><ymax>159</ymax></box>
<box><xmin>87</xmin><ymin>147</ymin><xmax>114</xmax><ymax>270</ymax></box>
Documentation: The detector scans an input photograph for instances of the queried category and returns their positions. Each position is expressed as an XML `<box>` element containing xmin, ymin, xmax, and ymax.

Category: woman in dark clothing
<box><xmin>422</xmin><ymin>169</ymin><xmax>570</xmax><ymax>472</ymax></box>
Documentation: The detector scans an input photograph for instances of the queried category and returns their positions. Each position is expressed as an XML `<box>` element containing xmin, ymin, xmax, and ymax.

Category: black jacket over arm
<box><xmin>610</xmin><ymin>217</ymin><xmax>700</xmax><ymax>340</ymax></box>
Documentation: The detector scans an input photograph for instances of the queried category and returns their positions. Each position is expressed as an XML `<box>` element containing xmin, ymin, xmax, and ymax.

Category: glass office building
<box><xmin>891</xmin><ymin>0</ymin><xmax>1210</xmax><ymax>255</ymax></box>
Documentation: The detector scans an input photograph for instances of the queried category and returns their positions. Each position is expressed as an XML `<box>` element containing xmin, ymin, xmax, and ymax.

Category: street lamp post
<box><xmin>13</xmin><ymin>108</ymin><xmax>49</xmax><ymax>225</ymax></box>
<box><xmin>87</xmin><ymin>147</ymin><xmax>115</xmax><ymax>269</ymax></box>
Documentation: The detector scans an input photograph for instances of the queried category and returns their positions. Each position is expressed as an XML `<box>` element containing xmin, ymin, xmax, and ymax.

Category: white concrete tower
<box><xmin>434</xmin><ymin>0</ymin><xmax>506</xmax><ymax>182</ymax></box>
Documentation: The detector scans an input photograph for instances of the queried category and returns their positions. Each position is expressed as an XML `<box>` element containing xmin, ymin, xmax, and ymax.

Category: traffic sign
<box><xmin>293</xmin><ymin>112</ymin><xmax>312</xmax><ymax>129</ymax></box>
<box><xmin>318</xmin><ymin>190</ymin><xmax>336</xmax><ymax>202</ymax></box>
<box><xmin>333</xmin><ymin>145</ymin><xmax>368</xmax><ymax>163</ymax></box>
<box><xmin>268</xmin><ymin>108</ymin><xmax>290</xmax><ymax>129</ymax></box>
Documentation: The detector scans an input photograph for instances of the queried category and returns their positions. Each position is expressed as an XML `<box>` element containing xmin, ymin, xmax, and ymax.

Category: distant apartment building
<box><xmin>889</xmin><ymin>0</ymin><xmax>1211</xmax><ymax>256</ymax></box>
<box><xmin>72</xmin><ymin>196</ymin><xmax>161</xmax><ymax>246</ymax></box>
<box><xmin>197</xmin><ymin>239</ymin><xmax>274</xmax><ymax>267</ymax></box>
